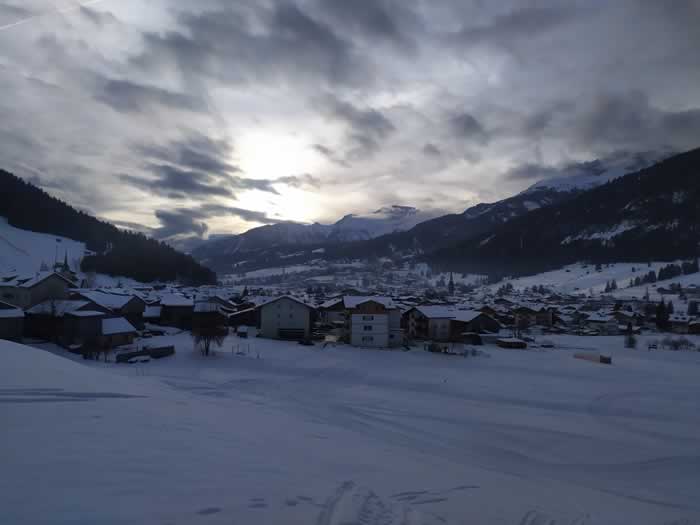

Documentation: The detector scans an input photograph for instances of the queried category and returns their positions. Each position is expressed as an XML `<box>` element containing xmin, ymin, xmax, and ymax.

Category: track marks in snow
<box><xmin>0</xmin><ymin>387</ymin><xmax>144</xmax><ymax>403</ymax></box>
<box><xmin>519</xmin><ymin>509</ymin><xmax>591</xmax><ymax>525</ymax></box>
<box><xmin>316</xmin><ymin>481</ymin><xmax>447</xmax><ymax>525</ymax></box>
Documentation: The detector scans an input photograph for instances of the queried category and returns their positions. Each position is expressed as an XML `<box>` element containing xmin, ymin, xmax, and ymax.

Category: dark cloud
<box><xmin>422</xmin><ymin>143</ymin><xmax>442</xmax><ymax>157</ymax></box>
<box><xmin>120</xmin><ymin>165</ymin><xmax>234</xmax><ymax>200</ymax></box>
<box><xmin>454</xmin><ymin>6</ymin><xmax>581</xmax><ymax>48</ymax></box>
<box><xmin>79</xmin><ymin>6</ymin><xmax>119</xmax><ymax>26</ymax></box>
<box><xmin>199</xmin><ymin>204</ymin><xmax>284</xmax><ymax>225</ymax></box>
<box><xmin>317</xmin><ymin>0</ymin><xmax>417</xmax><ymax>51</ymax></box>
<box><xmin>319</xmin><ymin>95</ymin><xmax>396</xmax><ymax>159</ymax></box>
<box><xmin>276</xmin><ymin>173</ymin><xmax>321</xmax><ymax>189</ymax></box>
<box><xmin>136</xmin><ymin>133</ymin><xmax>240</xmax><ymax>176</ymax></box>
<box><xmin>95</xmin><ymin>78</ymin><xmax>205</xmax><ymax>114</ymax></box>
<box><xmin>133</xmin><ymin>3</ymin><xmax>368</xmax><ymax>87</ymax></box>
<box><xmin>449</xmin><ymin>112</ymin><xmax>488</xmax><ymax>143</ymax></box>
<box><xmin>312</xmin><ymin>144</ymin><xmax>350</xmax><ymax>167</ymax></box>
<box><xmin>575</xmin><ymin>91</ymin><xmax>700</xmax><ymax>153</ymax></box>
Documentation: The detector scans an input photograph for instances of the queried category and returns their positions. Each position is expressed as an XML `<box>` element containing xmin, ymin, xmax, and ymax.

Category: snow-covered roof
<box><xmin>319</xmin><ymin>297</ymin><xmax>343</xmax><ymax>309</ymax></box>
<box><xmin>27</xmin><ymin>300</ymin><xmax>90</xmax><ymax>317</ymax></box>
<box><xmin>258</xmin><ymin>295</ymin><xmax>315</xmax><ymax>310</ymax></box>
<box><xmin>415</xmin><ymin>305</ymin><xmax>455</xmax><ymax>318</ymax></box>
<box><xmin>78</xmin><ymin>291</ymin><xmax>136</xmax><ymax>310</ymax></box>
<box><xmin>0</xmin><ymin>271</ymin><xmax>74</xmax><ymax>289</ymax></box>
<box><xmin>0</xmin><ymin>305</ymin><xmax>23</xmax><ymax>318</ymax></box>
<box><xmin>586</xmin><ymin>312</ymin><xmax>614</xmax><ymax>322</ymax></box>
<box><xmin>452</xmin><ymin>309</ymin><xmax>486</xmax><ymax>323</ymax></box>
<box><xmin>159</xmin><ymin>294</ymin><xmax>194</xmax><ymax>307</ymax></box>
<box><xmin>66</xmin><ymin>310</ymin><xmax>105</xmax><ymax>318</ymax></box>
<box><xmin>101</xmin><ymin>317</ymin><xmax>136</xmax><ymax>336</ymax></box>
<box><xmin>343</xmin><ymin>296</ymin><xmax>396</xmax><ymax>309</ymax></box>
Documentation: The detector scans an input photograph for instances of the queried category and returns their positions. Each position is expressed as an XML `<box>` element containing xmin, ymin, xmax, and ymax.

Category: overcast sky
<box><xmin>1</xmin><ymin>1</ymin><xmax>699</xmax><ymax>246</ymax></box>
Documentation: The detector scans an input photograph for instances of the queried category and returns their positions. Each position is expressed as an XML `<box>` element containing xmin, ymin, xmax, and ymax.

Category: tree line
<box><xmin>0</xmin><ymin>169</ymin><xmax>216</xmax><ymax>284</ymax></box>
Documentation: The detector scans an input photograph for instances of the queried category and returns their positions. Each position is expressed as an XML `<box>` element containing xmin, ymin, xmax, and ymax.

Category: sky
<box><xmin>1</xmin><ymin>0</ymin><xmax>699</xmax><ymax>248</ymax></box>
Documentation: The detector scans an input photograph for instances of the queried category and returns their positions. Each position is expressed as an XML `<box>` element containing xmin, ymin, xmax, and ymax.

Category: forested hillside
<box><xmin>0</xmin><ymin>170</ymin><xmax>216</xmax><ymax>284</ymax></box>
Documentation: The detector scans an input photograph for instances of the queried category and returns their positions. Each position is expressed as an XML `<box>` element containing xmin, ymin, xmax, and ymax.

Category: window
<box><xmin>362</xmin><ymin>336</ymin><xmax>374</xmax><ymax>343</ymax></box>
<box><xmin>362</xmin><ymin>315</ymin><xmax>374</xmax><ymax>321</ymax></box>
<box><xmin>363</xmin><ymin>325</ymin><xmax>373</xmax><ymax>331</ymax></box>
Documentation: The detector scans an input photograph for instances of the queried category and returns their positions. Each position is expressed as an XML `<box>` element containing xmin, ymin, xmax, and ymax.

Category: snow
<box><xmin>78</xmin><ymin>290</ymin><xmax>135</xmax><ymax>310</ymax></box>
<box><xmin>561</xmin><ymin>221</ymin><xmax>638</xmax><ymax>244</ymax></box>
<box><xmin>489</xmin><ymin>261</ymin><xmax>694</xmax><ymax>295</ymax></box>
<box><xmin>0</xmin><ymin>217</ymin><xmax>88</xmax><ymax>274</ymax></box>
<box><xmin>0</xmin><ymin>307</ymin><xmax>23</xmax><ymax>318</ymax></box>
<box><xmin>26</xmin><ymin>300</ymin><xmax>90</xmax><ymax>316</ymax></box>
<box><xmin>3</xmin><ymin>334</ymin><xmax>700</xmax><ymax>524</ymax></box>
<box><xmin>101</xmin><ymin>316</ymin><xmax>136</xmax><ymax>335</ymax></box>
<box><xmin>159</xmin><ymin>293</ymin><xmax>194</xmax><ymax>307</ymax></box>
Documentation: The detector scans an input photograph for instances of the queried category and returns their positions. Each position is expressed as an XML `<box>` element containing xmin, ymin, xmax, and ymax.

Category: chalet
<box><xmin>584</xmin><ymin>312</ymin><xmax>619</xmax><ymax>335</ymax></box>
<box><xmin>259</xmin><ymin>296</ymin><xmax>314</xmax><ymax>340</ymax></box>
<box><xmin>405</xmin><ymin>305</ymin><xmax>453</xmax><ymax>341</ymax></box>
<box><xmin>25</xmin><ymin>299</ymin><xmax>108</xmax><ymax>342</ymax></box>
<box><xmin>226</xmin><ymin>306</ymin><xmax>259</xmax><ymax>328</ymax></box>
<box><xmin>512</xmin><ymin>303</ymin><xmax>555</xmax><ymax>328</ymax></box>
<box><xmin>346</xmin><ymin>296</ymin><xmax>402</xmax><ymax>348</ymax></box>
<box><xmin>143</xmin><ymin>305</ymin><xmax>163</xmax><ymax>323</ymax></box>
<box><xmin>74</xmin><ymin>290</ymin><xmax>146</xmax><ymax>329</ymax></box>
<box><xmin>0</xmin><ymin>300</ymin><xmax>24</xmax><ymax>341</ymax></box>
<box><xmin>159</xmin><ymin>294</ymin><xmax>194</xmax><ymax>329</ymax></box>
<box><xmin>317</xmin><ymin>297</ymin><xmax>346</xmax><ymax>325</ymax></box>
<box><xmin>0</xmin><ymin>271</ymin><xmax>74</xmax><ymax>309</ymax></box>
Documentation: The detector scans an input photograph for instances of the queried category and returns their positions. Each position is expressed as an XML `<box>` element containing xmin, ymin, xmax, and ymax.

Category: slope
<box><xmin>0</xmin><ymin>169</ymin><xmax>216</xmax><ymax>284</ymax></box>
<box><xmin>430</xmin><ymin>148</ymin><xmax>700</xmax><ymax>277</ymax></box>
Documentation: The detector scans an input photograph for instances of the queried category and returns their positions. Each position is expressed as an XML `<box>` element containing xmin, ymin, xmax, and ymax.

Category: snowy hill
<box><xmin>0</xmin><ymin>216</ymin><xmax>88</xmax><ymax>274</ymax></box>
<box><xmin>5</xmin><ymin>332</ymin><xmax>700</xmax><ymax>523</ymax></box>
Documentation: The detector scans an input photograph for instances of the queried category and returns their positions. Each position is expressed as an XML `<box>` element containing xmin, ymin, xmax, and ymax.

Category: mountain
<box><xmin>192</xmin><ymin>205</ymin><xmax>437</xmax><ymax>272</ymax></box>
<box><xmin>192</xmin><ymin>151</ymin><xmax>669</xmax><ymax>274</ymax></box>
<box><xmin>0</xmin><ymin>170</ymin><xmax>216</xmax><ymax>284</ymax></box>
<box><xmin>429</xmin><ymin>148</ymin><xmax>700</xmax><ymax>276</ymax></box>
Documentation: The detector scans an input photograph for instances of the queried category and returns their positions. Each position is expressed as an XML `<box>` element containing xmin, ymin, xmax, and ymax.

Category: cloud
<box><xmin>153</xmin><ymin>208</ymin><xmax>209</xmax><ymax>240</ymax></box>
<box><xmin>422</xmin><ymin>143</ymin><xmax>442</xmax><ymax>157</ymax></box>
<box><xmin>136</xmin><ymin>133</ymin><xmax>240</xmax><ymax>175</ymax></box>
<box><xmin>448</xmin><ymin>112</ymin><xmax>488</xmax><ymax>143</ymax></box>
<box><xmin>95</xmin><ymin>78</ymin><xmax>205</xmax><ymax>114</ymax></box>
<box><xmin>574</xmin><ymin>91</ymin><xmax>700</xmax><ymax>153</ymax></box>
<box><xmin>276</xmin><ymin>173</ymin><xmax>321</xmax><ymax>189</ymax></box>
<box><xmin>120</xmin><ymin>165</ymin><xmax>235</xmax><ymax>200</ymax></box>
<box><xmin>318</xmin><ymin>95</ymin><xmax>396</xmax><ymax>159</ymax></box>
<box><xmin>312</xmin><ymin>144</ymin><xmax>350</xmax><ymax>167</ymax></box>
<box><xmin>133</xmin><ymin>3</ymin><xmax>368</xmax><ymax>87</ymax></box>
<box><xmin>453</xmin><ymin>6</ymin><xmax>582</xmax><ymax>49</ymax></box>
<box><xmin>199</xmin><ymin>204</ymin><xmax>285</xmax><ymax>225</ymax></box>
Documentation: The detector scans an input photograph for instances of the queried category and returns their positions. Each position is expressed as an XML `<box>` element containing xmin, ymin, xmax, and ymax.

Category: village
<box><xmin>1</xmin><ymin>254</ymin><xmax>699</xmax><ymax>361</ymax></box>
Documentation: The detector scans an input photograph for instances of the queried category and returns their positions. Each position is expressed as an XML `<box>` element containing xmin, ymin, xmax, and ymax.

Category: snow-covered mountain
<box><xmin>191</xmin><ymin>205</ymin><xmax>438</xmax><ymax>270</ymax></box>
<box><xmin>522</xmin><ymin>150</ymin><xmax>668</xmax><ymax>194</ymax></box>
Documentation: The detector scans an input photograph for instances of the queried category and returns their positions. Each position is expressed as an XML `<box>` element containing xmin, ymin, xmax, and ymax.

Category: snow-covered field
<box><xmin>0</xmin><ymin>216</ymin><xmax>87</xmax><ymax>273</ymax></box>
<box><xmin>3</xmin><ymin>334</ymin><xmax>700</xmax><ymax>524</ymax></box>
<box><xmin>491</xmin><ymin>261</ymin><xmax>699</xmax><ymax>295</ymax></box>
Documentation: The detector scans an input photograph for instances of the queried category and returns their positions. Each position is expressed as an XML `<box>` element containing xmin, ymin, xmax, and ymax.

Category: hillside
<box><xmin>0</xmin><ymin>217</ymin><xmax>88</xmax><ymax>274</ymax></box>
<box><xmin>0</xmin><ymin>170</ymin><xmax>216</xmax><ymax>284</ymax></box>
<box><xmin>430</xmin><ymin>148</ymin><xmax>700</xmax><ymax>276</ymax></box>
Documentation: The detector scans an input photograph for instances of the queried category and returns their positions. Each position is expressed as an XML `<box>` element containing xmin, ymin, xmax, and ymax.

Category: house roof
<box><xmin>66</xmin><ymin>310</ymin><xmax>105</xmax><ymax>318</ymax></box>
<box><xmin>0</xmin><ymin>271</ymin><xmax>74</xmax><ymax>289</ymax></box>
<box><xmin>26</xmin><ymin>300</ymin><xmax>91</xmax><ymax>317</ymax></box>
<box><xmin>259</xmin><ymin>295</ymin><xmax>315</xmax><ymax>310</ymax></box>
<box><xmin>101</xmin><ymin>317</ymin><xmax>137</xmax><ymax>336</ymax></box>
<box><xmin>78</xmin><ymin>291</ymin><xmax>137</xmax><ymax>311</ymax></box>
<box><xmin>159</xmin><ymin>293</ymin><xmax>194</xmax><ymax>307</ymax></box>
<box><xmin>0</xmin><ymin>301</ymin><xmax>23</xmax><ymax>319</ymax></box>
<box><xmin>344</xmin><ymin>295</ymin><xmax>396</xmax><ymax>309</ymax></box>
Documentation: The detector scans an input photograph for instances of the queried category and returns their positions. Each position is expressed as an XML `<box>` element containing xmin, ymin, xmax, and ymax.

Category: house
<box><xmin>669</xmin><ymin>313</ymin><xmax>691</xmax><ymax>334</ymax></box>
<box><xmin>512</xmin><ymin>304</ymin><xmax>555</xmax><ymax>328</ymax></box>
<box><xmin>0</xmin><ymin>300</ymin><xmax>24</xmax><ymax>341</ymax></box>
<box><xmin>405</xmin><ymin>305</ymin><xmax>501</xmax><ymax>342</ymax></box>
<box><xmin>584</xmin><ymin>312</ymin><xmax>619</xmax><ymax>335</ymax></box>
<box><xmin>451</xmin><ymin>309</ymin><xmax>501</xmax><ymax>336</ymax></box>
<box><xmin>0</xmin><ymin>271</ymin><xmax>74</xmax><ymax>309</ymax></box>
<box><xmin>346</xmin><ymin>296</ymin><xmax>402</xmax><ymax>348</ymax></box>
<box><xmin>75</xmin><ymin>291</ymin><xmax>146</xmax><ymax>329</ymax></box>
<box><xmin>63</xmin><ymin>310</ymin><xmax>106</xmax><ymax>347</ymax></box>
<box><xmin>317</xmin><ymin>297</ymin><xmax>347</xmax><ymax>325</ymax></box>
<box><xmin>99</xmin><ymin>317</ymin><xmax>137</xmax><ymax>348</ymax></box>
<box><xmin>159</xmin><ymin>294</ymin><xmax>194</xmax><ymax>329</ymax></box>
<box><xmin>259</xmin><ymin>296</ymin><xmax>314</xmax><ymax>340</ymax></box>
<box><xmin>226</xmin><ymin>306</ymin><xmax>259</xmax><ymax>328</ymax></box>
<box><xmin>143</xmin><ymin>304</ymin><xmax>163</xmax><ymax>323</ymax></box>
<box><xmin>25</xmin><ymin>299</ymin><xmax>109</xmax><ymax>342</ymax></box>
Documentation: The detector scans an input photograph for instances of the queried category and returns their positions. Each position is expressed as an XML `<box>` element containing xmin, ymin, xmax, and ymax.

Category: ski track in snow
<box><xmin>4</xmin><ymin>336</ymin><xmax>700</xmax><ymax>524</ymax></box>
